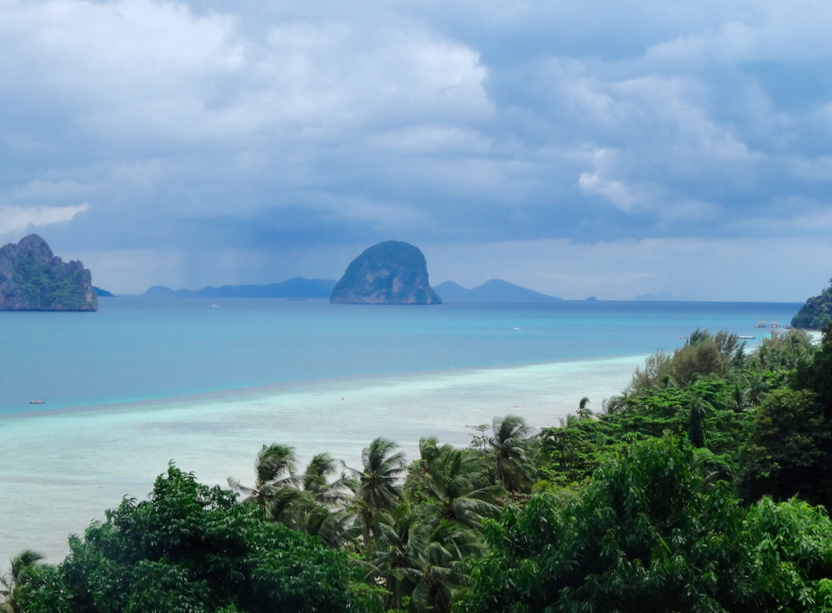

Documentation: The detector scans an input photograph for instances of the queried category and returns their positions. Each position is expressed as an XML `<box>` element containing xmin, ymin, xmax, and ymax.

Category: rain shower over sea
<box><xmin>0</xmin><ymin>297</ymin><xmax>800</xmax><ymax>564</ymax></box>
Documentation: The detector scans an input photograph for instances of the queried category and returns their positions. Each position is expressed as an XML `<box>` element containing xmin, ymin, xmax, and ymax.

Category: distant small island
<box><xmin>93</xmin><ymin>286</ymin><xmax>114</xmax><ymax>297</ymax></box>
<box><xmin>635</xmin><ymin>292</ymin><xmax>676</xmax><ymax>301</ymax></box>
<box><xmin>433</xmin><ymin>279</ymin><xmax>561</xmax><ymax>302</ymax></box>
<box><xmin>144</xmin><ymin>277</ymin><xmax>337</xmax><ymax>299</ymax></box>
<box><xmin>0</xmin><ymin>235</ymin><xmax>97</xmax><ymax>311</ymax></box>
<box><xmin>330</xmin><ymin>241</ymin><xmax>442</xmax><ymax>304</ymax></box>
<box><xmin>792</xmin><ymin>279</ymin><xmax>832</xmax><ymax>329</ymax></box>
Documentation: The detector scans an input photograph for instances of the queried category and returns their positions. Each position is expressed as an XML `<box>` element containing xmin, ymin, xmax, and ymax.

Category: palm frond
<box><xmin>254</xmin><ymin>443</ymin><xmax>296</xmax><ymax>488</ymax></box>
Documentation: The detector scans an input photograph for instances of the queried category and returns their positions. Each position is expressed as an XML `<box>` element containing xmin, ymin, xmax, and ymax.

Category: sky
<box><xmin>1</xmin><ymin>0</ymin><xmax>831</xmax><ymax>300</ymax></box>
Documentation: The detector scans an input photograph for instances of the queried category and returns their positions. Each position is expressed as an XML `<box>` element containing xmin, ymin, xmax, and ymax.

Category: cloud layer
<box><xmin>0</xmin><ymin>204</ymin><xmax>88</xmax><ymax>236</ymax></box>
<box><xmin>1</xmin><ymin>0</ymin><xmax>830</xmax><ymax>297</ymax></box>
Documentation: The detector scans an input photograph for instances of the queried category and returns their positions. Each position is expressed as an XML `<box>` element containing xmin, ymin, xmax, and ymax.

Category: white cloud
<box><xmin>0</xmin><ymin>0</ymin><xmax>489</xmax><ymax>142</ymax></box>
<box><xmin>0</xmin><ymin>204</ymin><xmax>89</xmax><ymax>236</ymax></box>
<box><xmin>368</xmin><ymin>126</ymin><xmax>491</xmax><ymax>154</ymax></box>
<box><xmin>2</xmin><ymin>0</ymin><xmax>832</xmax><ymax>295</ymax></box>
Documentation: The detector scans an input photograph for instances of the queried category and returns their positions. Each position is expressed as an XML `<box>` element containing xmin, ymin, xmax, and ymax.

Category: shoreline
<box><xmin>0</xmin><ymin>353</ymin><xmax>648</xmax><ymax>567</ymax></box>
<box><xmin>0</xmin><ymin>352</ymin><xmax>648</xmax><ymax>422</ymax></box>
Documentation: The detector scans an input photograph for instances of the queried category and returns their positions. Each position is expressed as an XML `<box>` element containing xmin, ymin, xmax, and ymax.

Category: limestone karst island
<box><xmin>0</xmin><ymin>234</ymin><xmax>97</xmax><ymax>311</ymax></box>
<box><xmin>329</xmin><ymin>240</ymin><xmax>442</xmax><ymax>304</ymax></box>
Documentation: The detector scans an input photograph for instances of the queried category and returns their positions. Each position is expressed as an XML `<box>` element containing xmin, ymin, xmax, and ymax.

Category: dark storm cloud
<box><xmin>1</xmin><ymin>0</ymin><xmax>831</xmax><ymax>296</ymax></box>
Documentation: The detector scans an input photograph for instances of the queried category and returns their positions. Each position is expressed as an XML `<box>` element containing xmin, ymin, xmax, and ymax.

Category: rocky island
<box><xmin>0</xmin><ymin>234</ymin><xmax>98</xmax><ymax>311</ymax></box>
<box><xmin>792</xmin><ymin>279</ymin><xmax>832</xmax><ymax>329</ymax></box>
<box><xmin>330</xmin><ymin>241</ymin><xmax>442</xmax><ymax>304</ymax></box>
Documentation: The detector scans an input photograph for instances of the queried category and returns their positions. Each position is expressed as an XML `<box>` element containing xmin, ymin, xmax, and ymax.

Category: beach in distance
<box><xmin>0</xmin><ymin>298</ymin><xmax>801</xmax><ymax>565</ymax></box>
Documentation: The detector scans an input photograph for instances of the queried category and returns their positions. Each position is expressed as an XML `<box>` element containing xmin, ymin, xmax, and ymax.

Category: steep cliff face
<box><xmin>330</xmin><ymin>241</ymin><xmax>442</xmax><ymax>305</ymax></box>
<box><xmin>0</xmin><ymin>235</ymin><xmax>98</xmax><ymax>311</ymax></box>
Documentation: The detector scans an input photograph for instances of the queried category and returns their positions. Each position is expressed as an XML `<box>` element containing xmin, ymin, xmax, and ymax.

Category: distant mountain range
<box><xmin>141</xmin><ymin>277</ymin><xmax>562</xmax><ymax>302</ymax></box>
<box><xmin>433</xmin><ymin>279</ymin><xmax>561</xmax><ymax>302</ymax></box>
<box><xmin>144</xmin><ymin>277</ymin><xmax>337</xmax><ymax>299</ymax></box>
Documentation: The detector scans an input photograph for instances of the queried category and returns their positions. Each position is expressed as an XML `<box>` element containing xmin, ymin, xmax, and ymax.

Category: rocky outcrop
<box><xmin>0</xmin><ymin>235</ymin><xmax>98</xmax><ymax>311</ymax></box>
<box><xmin>792</xmin><ymin>281</ymin><xmax>832</xmax><ymax>329</ymax></box>
<box><xmin>330</xmin><ymin>241</ymin><xmax>442</xmax><ymax>304</ymax></box>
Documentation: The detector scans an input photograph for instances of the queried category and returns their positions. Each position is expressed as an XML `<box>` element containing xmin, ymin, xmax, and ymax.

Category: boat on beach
<box><xmin>29</xmin><ymin>400</ymin><xmax>45</xmax><ymax>405</ymax></box>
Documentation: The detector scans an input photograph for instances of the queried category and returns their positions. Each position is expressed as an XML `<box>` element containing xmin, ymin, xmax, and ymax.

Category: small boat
<box><xmin>211</xmin><ymin>304</ymin><xmax>220</xmax><ymax>308</ymax></box>
<box><xmin>29</xmin><ymin>400</ymin><xmax>45</xmax><ymax>405</ymax></box>
<box><xmin>513</xmin><ymin>326</ymin><xmax>519</xmax><ymax>330</ymax></box>
<box><xmin>738</xmin><ymin>335</ymin><xmax>755</xmax><ymax>340</ymax></box>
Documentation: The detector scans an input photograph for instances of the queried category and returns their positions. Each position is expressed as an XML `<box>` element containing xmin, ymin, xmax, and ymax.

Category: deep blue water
<box><xmin>0</xmin><ymin>298</ymin><xmax>800</xmax><ymax>415</ymax></box>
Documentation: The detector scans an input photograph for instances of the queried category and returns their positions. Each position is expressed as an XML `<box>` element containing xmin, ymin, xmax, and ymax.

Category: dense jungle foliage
<box><xmin>11</xmin><ymin>250</ymin><xmax>95</xmax><ymax>311</ymax></box>
<box><xmin>6</xmin><ymin>325</ymin><xmax>832</xmax><ymax>613</ymax></box>
<box><xmin>793</xmin><ymin>280</ymin><xmax>832</xmax><ymax>329</ymax></box>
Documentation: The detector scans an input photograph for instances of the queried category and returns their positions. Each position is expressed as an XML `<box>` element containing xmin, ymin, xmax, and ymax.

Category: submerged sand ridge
<box><xmin>0</xmin><ymin>355</ymin><xmax>645</xmax><ymax>568</ymax></box>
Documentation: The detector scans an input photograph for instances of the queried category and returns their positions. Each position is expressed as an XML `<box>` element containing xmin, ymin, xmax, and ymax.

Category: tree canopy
<box><xmin>16</xmin><ymin>466</ymin><xmax>372</xmax><ymax>613</ymax></box>
<box><xmin>462</xmin><ymin>435</ymin><xmax>832</xmax><ymax>613</ymax></box>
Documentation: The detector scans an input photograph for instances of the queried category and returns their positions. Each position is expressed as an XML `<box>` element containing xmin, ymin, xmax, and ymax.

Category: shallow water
<box><xmin>0</xmin><ymin>298</ymin><xmax>801</xmax><ymax>566</ymax></box>
<box><xmin>0</xmin><ymin>355</ymin><xmax>644</xmax><ymax>565</ymax></box>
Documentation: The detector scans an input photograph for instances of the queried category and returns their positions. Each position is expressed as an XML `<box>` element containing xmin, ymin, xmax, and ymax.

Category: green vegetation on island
<box><xmin>0</xmin><ymin>235</ymin><xmax>97</xmax><ymax>311</ymax></box>
<box><xmin>330</xmin><ymin>241</ymin><xmax>442</xmax><ymax>304</ymax></box>
<box><xmin>792</xmin><ymin>279</ymin><xmax>832</xmax><ymax>329</ymax></box>
<box><xmin>9</xmin><ymin>326</ymin><xmax>832</xmax><ymax>612</ymax></box>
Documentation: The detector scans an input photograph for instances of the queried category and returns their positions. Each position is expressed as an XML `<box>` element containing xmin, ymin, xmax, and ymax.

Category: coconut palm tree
<box><xmin>577</xmin><ymin>397</ymin><xmax>592</xmax><ymax>419</ymax></box>
<box><xmin>417</xmin><ymin>437</ymin><xmax>450</xmax><ymax>475</ymax></box>
<box><xmin>304</xmin><ymin>506</ymin><xmax>359</xmax><ymax>550</ymax></box>
<box><xmin>0</xmin><ymin>550</ymin><xmax>44</xmax><ymax>613</ymax></box>
<box><xmin>421</xmin><ymin>448</ymin><xmax>502</xmax><ymax>530</ymax></box>
<box><xmin>227</xmin><ymin>443</ymin><xmax>296</xmax><ymax>511</ymax></box>
<box><xmin>263</xmin><ymin>486</ymin><xmax>309</xmax><ymax>526</ymax></box>
<box><xmin>297</xmin><ymin>452</ymin><xmax>351</xmax><ymax>507</ymax></box>
<box><xmin>602</xmin><ymin>395</ymin><xmax>629</xmax><ymax>415</ymax></box>
<box><xmin>344</xmin><ymin>437</ymin><xmax>407</xmax><ymax>548</ymax></box>
<box><xmin>405</xmin><ymin>520</ymin><xmax>481</xmax><ymax>613</ymax></box>
<box><xmin>406</xmin><ymin>437</ymin><xmax>455</xmax><ymax>506</ymax></box>
<box><xmin>233</xmin><ymin>447</ymin><xmax>357</xmax><ymax>544</ymax></box>
<box><xmin>688</xmin><ymin>396</ymin><xmax>708</xmax><ymax>448</ymax></box>
<box><xmin>287</xmin><ymin>453</ymin><xmax>356</xmax><ymax>546</ymax></box>
<box><xmin>747</xmin><ymin>373</ymin><xmax>769</xmax><ymax>407</ymax></box>
<box><xmin>488</xmin><ymin>415</ymin><xmax>536</xmax><ymax>492</ymax></box>
<box><xmin>371</xmin><ymin>503</ymin><xmax>426</xmax><ymax>610</ymax></box>
<box><xmin>729</xmin><ymin>381</ymin><xmax>749</xmax><ymax>412</ymax></box>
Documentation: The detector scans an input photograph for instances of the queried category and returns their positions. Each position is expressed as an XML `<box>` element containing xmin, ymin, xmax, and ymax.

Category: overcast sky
<box><xmin>1</xmin><ymin>0</ymin><xmax>831</xmax><ymax>300</ymax></box>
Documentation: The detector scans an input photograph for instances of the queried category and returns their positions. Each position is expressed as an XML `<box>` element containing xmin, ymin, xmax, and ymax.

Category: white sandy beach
<box><xmin>0</xmin><ymin>354</ymin><xmax>646</xmax><ymax>567</ymax></box>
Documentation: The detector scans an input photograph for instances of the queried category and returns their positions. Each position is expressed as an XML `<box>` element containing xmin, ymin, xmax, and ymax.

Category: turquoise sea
<box><xmin>0</xmin><ymin>298</ymin><xmax>801</xmax><ymax>415</ymax></box>
<box><xmin>0</xmin><ymin>298</ymin><xmax>801</xmax><ymax>565</ymax></box>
